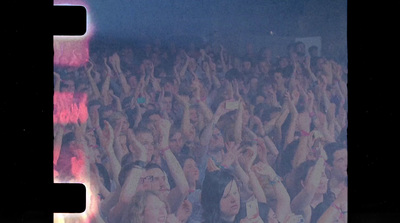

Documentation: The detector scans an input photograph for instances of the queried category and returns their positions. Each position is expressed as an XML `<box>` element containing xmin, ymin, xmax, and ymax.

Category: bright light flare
<box><xmin>54</xmin><ymin>0</ymin><xmax>95</xmax><ymax>67</ymax></box>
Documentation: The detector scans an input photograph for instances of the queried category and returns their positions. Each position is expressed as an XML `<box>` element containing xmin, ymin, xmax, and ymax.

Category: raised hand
<box><xmin>215</xmin><ymin>99</ymin><xmax>238</xmax><ymax>118</ymax></box>
<box><xmin>127</xmin><ymin>128</ymin><xmax>147</xmax><ymax>162</ymax></box>
<box><xmin>101</xmin><ymin>120</ymin><xmax>115</xmax><ymax>149</ymax></box>
<box><xmin>238</xmin><ymin>144</ymin><xmax>257</xmax><ymax>173</ymax></box>
<box><xmin>104</xmin><ymin>57</ymin><xmax>112</xmax><ymax>76</ymax></box>
<box><xmin>221</xmin><ymin>141</ymin><xmax>242</xmax><ymax>168</ymax></box>
<box><xmin>157</xmin><ymin>118</ymin><xmax>172</xmax><ymax>136</ymax></box>
<box><xmin>207</xmin><ymin>158</ymin><xmax>220</xmax><ymax>172</ymax></box>
<box><xmin>54</xmin><ymin>72</ymin><xmax>61</xmax><ymax>81</ymax></box>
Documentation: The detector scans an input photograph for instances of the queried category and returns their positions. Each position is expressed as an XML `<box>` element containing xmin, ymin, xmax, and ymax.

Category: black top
<box><xmin>219</xmin><ymin>201</ymin><xmax>269</xmax><ymax>223</ymax></box>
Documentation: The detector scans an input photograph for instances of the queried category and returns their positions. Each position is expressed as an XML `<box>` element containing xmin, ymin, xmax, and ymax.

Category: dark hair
<box><xmin>288</xmin><ymin>160</ymin><xmax>316</xmax><ymax>198</ymax></box>
<box><xmin>324</xmin><ymin>142</ymin><xmax>346</xmax><ymax>166</ymax></box>
<box><xmin>201</xmin><ymin>169</ymin><xmax>238</xmax><ymax>223</ymax></box>
<box><xmin>118</xmin><ymin>162</ymin><xmax>164</xmax><ymax>187</ymax></box>
<box><xmin>276</xmin><ymin>139</ymin><xmax>300</xmax><ymax>177</ymax></box>
<box><xmin>96</xmin><ymin>163</ymin><xmax>111</xmax><ymax>192</ymax></box>
<box><xmin>177</xmin><ymin>154</ymin><xmax>196</xmax><ymax>169</ymax></box>
<box><xmin>61</xmin><ymin>132</ymin><xmax>76</xmax><ymax>149</ymax></box>
<box><xmin>225</xmin><ymin>68</ymin><xmax>243</xmax><ymax>81</ymax></box>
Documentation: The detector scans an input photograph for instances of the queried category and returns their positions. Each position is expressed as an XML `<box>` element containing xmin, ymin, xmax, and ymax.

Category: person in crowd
<box><xmin>54</xmin><ymin>37</ymin><xmax>347</xmax><ymax>223</ymax></box>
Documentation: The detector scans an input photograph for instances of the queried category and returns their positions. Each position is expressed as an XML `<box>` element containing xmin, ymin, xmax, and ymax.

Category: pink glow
<box><xmin>54</xmin><ymin>0</ymin><xmax>94</xmax><ymax>67</ymax></box>
<box><xmin>53</xmin><ymin>92</ymin><xmax>88</xmax><ymax>124</ymax></box>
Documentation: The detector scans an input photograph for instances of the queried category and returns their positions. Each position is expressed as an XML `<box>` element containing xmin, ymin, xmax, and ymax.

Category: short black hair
<box><xmin>324</xmin><ymin>142</ymin><xmax>346</xmax><ymax>166</ymax></box>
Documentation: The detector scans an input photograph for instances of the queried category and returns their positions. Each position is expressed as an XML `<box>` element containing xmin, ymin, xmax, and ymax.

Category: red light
<box><xmin>53</xmin><ymin>92</ymin><xmax>88</xmax><ymax>124</ymax></box>
<box><xmin>54</xmin><ymin>0</ymin><xmax>94</xmax><ymax>67</ymax></box>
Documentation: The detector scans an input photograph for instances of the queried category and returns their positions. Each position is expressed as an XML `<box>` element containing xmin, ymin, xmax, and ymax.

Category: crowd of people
<box><xmin>53</xmin><ymin>38</ymin><xmax>348</xmax><ymax>223</ymax></box>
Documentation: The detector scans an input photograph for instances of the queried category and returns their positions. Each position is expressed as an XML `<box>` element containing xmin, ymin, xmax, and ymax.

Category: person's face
<box><xmin>144</xmin><ymin>168</ymin><xmax>170</xmax><ymax>199</ymax></box>
<box><xmin>183</xmin><ymin>158</ymin><xmax>199</xmax><ymax>182</ymax></box>
<box><xmin>187</xmin><ymin>123</ymin><xmax>196</xmax><ymax>142</ymax></box>
<box><xmin>220</xmin><ymin>180</ymin><xmax>240</xmax><ymax>219</ymax></box>
<box><xmin>250</xmin><ymin>78</ymin><xmax>258</xmax><ymax>89</ymax></box>
<box><xmin>61</xmin><ymin>80</ymin><xmax>75</xmax><ymax>92</ymax></box>
<box><xmin>279</xmin><ymin>58</ymin><xmax>289</xmax><ymax>68</ymax></box>
<box><xmin>161</xmin><ymin>96</ymin><xmax>172</xmax><ymax>113</ymax></box>
<box><xmin>332</xmin><ymin>149</ymin><xmax>348</xmax><ymax>179</ymax></box>
<box><xmin>274</xmin><ymin>72</ymin><xmax>284</xmax><ymax>85</ymax></box>
<box><xmin>258</xmin><ymin>61</ymin><xmax>269</xmax><ymax>74</ymax></box>
<box><xmin>189</xmin><ymin>108</ymin><xmax>199</xmax><ymax>124</ymax></box>
<box><xmin>169</xmin><ymin>132</ymin><xmax>183</xmax><ymax>154</ymax></box>
<box><xmin>296</xmin><ymin>43</ymin><xmax>306</xmax><ymax>55</ymax></box>
<box><xmin>143</xmin><ymin>194</ymin><xmax>168</xmax><ymax>223</ymax></box>
<box><xmin>255</xmin><ymin>95</ymin><xmax>265</xmax><ymax>105</ymax></box>
<box><xmin>136</xmin><ymin>132</ymin><xmax>155</xmax><ymax>163</ymax></box>
<box><xmin>242</xmin><ymin>61</ymin><xmax>252</xmax><ymax>72</ymax></box>
<box><xmin>317</xmin><ymin>168</ymin><xmax>329</xmax><ymax>194</ymax></box>
<box><xmin>209</xmin><ymin>128</ymin><xmax>224</xmax><ymax>149</ymax></box>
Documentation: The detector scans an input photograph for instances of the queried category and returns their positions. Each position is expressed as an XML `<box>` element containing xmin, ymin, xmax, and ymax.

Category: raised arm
<box><xmin>304</xmin><ymin>56</ymin><xmax>317</xmax><ymax>82</ymax></box>
<box><xmin>101</xmin><ymin>58</ymin><xmax>113</xmax><ymax>106</ymax></box>
<box><xmin>157</xmin><ymin>119</ymin><xmax>189</xmax><ymax>212</ymax></box>
<box><xmin>283</xmin><ymin>91</ymin><xmax>299</xmax><ymax>149</ymax></box>
<box><xmin>239</xmin><ymin>145</ymin><xmax>267</xmax><ymax>203</ymax></box>
<box><xmin>109</xmin><ymin>90</ymin><xmax>123</xmax><ymax>112</ymax></box>
<box><xmin>317</xmin><ymin>187</ymin><xmax>347</xmax><ymax>223</ymax></box>
<box><xmin>192</xmin><ymin>77</ymin><xmax>213</xmax><ymax>123</ymax></box>
<box><xmin>291</xmin><ymin>158</ymin><xmax>325</xmax><ymax>214</ymax></box>
<box><xmin>234</xmin><ymin>99</ymin><xmax>244</xmax><ymax>144</ymax></box>
<box><xmin>54</xmin><ymin>72</ymin><xmax>61</xmax><ymax>92</ymax></box>
<box><xmin>219</xmin><ymin>45</ymin><xmax>229</xmax><ymax>74</ymax></box>
<box><xmin>179</xmin><ymin>52</ymin><xmax>191</xmax><ymax>79</ymax></box>
<box><xmin>109</xmin><ymin>52</ymin><xmax>131</xmax><ymax>95</ymax></box>
<box><xmin>252</xmin><ymin>162</ymin><xmax>292</xmax><ymax>223</ymax></box>
<box><xmin>53</xmin><ymin>124</ymin><xmax>64</xmax><ymax>166</ymax></box>
<box><xmin>174</xmin><ymin>92</ymin><xmax>191</xmax><ymax>140</ymax></box>
<box><xmin>100</xmin><ymin>121</ymin><xmax>122</xmax><ymax>187</ymax></box>
<box><xmin>84</xmin><ymin>61</ymin><xmax>102</xmax><ymax>100</ymax></box>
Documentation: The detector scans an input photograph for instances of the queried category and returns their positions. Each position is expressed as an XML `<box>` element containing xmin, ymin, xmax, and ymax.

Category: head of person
<box><xmin>128</xmin><ymin>128</ymin><xmax>155</xmax><ymax>163</ymax></box>
<box><xmin>277</xmin><ymin>139</ymin><xmax>300</xmax><ymax>177</ymax></box>
<box><xmin>201</xmin><ymin>170</ymin><xmax>241</xmax><ymax>223</ymax></box>
<box><xmin>209</xmin><ymin>127</ymin><xmax>225</xmax><ymax>151</ymax></box>
<box><xmin>288</xmin><ymin>160</ymin><xmax>328</xmax><ymax>199</ymax></box>
<box><xmin>160</xmin><ymin>91</ymin><xmax>173</xmax><ymax>113</ymax></box>
<box><xmin>242</xmin><ymin>57</ymin><xmax>252</xmax><ymax>73</ymax></box>
<box><xmin>140</xmin><ymin>110</ymin><xmax>162</xmax><ymax>137</ymax></box>
<box><xmin>295</xmin><ymin>41</ymin><xmax>306</xmax><ymax>57</ymax></box>
<box><xmin>119</xmin><ymin>162</ymin><xmax>171</xmax><ymax>200</ymax></box>
<box><xmin>308</xmin><ymin>45</ymin><xmax>319</xmax><ymax>58</ymax></box>
<box><xmin>124</xmin><ymin>190</ymin><xmax>169</xmax><ymax>223</ymax></box>
<box><xmin>257</xmin><ymin>60</ymin><xmax>270</xmax><ymax>75</ymax></box>
<box><xmin>178</xmin><ymin>155</ymin><xmax>200</xmax><ymax>185</ymax></box>
<box><xmin>142</xmin><ymin>163</ymin><xmax>171</xmax><ymax>200</ymax></box>
<box><xmin>168</xmin><ymin>124</ymin><xmax>184</xmax><ymax>155</ymax></box>
<box><xmin>324</xmin><ymin>142</ymin><xmax>347</xmax><ymax>180</ymax></box>
<box><xmin>60</xmin><ymin>78</ymin><xmax>75</xmax><ymax>93</ymax></box>
<box><xmin>109</xmin><ymin>111</ymin><xmax>130</xmax><ymax>133</ymax></box>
